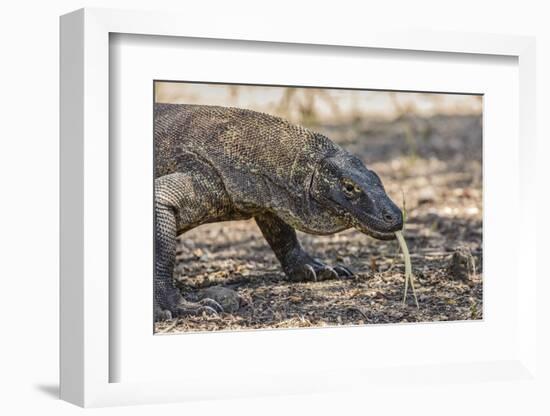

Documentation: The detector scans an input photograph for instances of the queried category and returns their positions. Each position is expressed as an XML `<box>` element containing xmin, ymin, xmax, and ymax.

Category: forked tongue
<box><xmin>395</xmin><ymin>230</ymin><xmax>419</xmax><ymax>308</ymax></box>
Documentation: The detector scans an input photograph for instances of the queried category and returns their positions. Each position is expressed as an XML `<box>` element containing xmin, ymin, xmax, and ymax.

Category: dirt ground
<box><xmin>154</xmin><ymin>114</ymin><xmax>483</xmax><ymax>334</ymax></box>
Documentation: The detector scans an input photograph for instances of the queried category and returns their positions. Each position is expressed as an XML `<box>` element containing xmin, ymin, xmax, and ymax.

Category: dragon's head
<box><xmin>310</xmin><ymin>153</ymin><xmax>403</xmax><ymax>240</ymax></box>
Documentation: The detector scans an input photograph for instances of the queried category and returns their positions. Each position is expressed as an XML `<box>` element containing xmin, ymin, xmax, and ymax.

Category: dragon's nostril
<box><xmin>383</xmin><ymin>212</ymin><xmax>394</xmax><ymax>223</ymax></box>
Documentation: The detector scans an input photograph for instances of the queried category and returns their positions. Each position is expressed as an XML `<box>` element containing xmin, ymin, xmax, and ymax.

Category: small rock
<box><xmin>391</xmin><ymin>310</ymin><xmax>404</xmax><ymax>319</ymax></box>
<box><xmin>198</xmin><ymin>286</ymin><xmax>241</xmax><ymax>313</ymax></box>
<box><xmin>446</xmin><ymin>247</ymin><xmax>476</xmax><ymax>281</ymax></box>
<box><xmin>417</xmin><ymin>188</ymin><xmax>436</xmax><ymax>204</ymax></box>
<box><xmin>182</xmin><ymin>239</ymin><xmax>196</xmax><ymax>249</ymax></box>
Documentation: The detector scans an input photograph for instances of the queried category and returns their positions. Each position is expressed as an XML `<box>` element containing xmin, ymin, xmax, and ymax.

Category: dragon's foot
<box><xmin>284</xmin><ymin>255</ymin><xmax>353</xmax><ymax>282</ymax></box>
<box><xmin>155</xmin><ymin>296</ymin><xmax>224</xmax><ymax>321</ymax></box>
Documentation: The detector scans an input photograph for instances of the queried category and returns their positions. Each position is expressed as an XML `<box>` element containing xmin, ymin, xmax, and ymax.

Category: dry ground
<box><xmin>155</xmin><ymin>114</ymin><xmax>483</xmax><ymax>333</ymax></box>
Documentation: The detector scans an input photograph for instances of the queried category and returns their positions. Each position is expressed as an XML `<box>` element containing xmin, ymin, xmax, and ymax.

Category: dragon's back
<box><xmin>154</xmin><ymin>103</ymin><xmax>341</xmax><ymax>213</ymax></box>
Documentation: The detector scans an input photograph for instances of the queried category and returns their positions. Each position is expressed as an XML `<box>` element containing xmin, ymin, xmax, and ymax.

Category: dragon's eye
<box><xmin>342</xmin><ymin>180</ymin><xmax>360</xmax><ymax>196</ymax></box>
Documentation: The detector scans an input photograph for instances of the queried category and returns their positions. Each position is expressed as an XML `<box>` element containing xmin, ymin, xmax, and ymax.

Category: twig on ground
<box><xmin>158</xmin><ymin>318</ymin><xmax>181</xmax><ymax>334</ymax></box>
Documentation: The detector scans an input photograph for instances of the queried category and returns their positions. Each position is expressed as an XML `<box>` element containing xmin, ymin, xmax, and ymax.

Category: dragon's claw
<box><xmin>333</xmin><ymin>265</ymin><xmax>354</xmax><ymax>278</ymax></box>
<box><xmin>197</xmin><ymin>297</ymin><xmax>225</xmax><ymax>314</ymax></box>
<box><xmin>304</xmin><ymin>264</ymin><xmax>317</xmax><ymax>281</ymax></box>
<box><xmin>286</xmin><ymin>258</ymin><xmax>354</xmax><ymax>282</ymax></box>
<box><xmin>318</xmin><ymin>265</ymin><xmax>339</xmax><ymax>280</ymax></box>
<box><xmin>175</xmin><ymin>299</ymin><xmax>221</xmax><ymax>316</ymax></box>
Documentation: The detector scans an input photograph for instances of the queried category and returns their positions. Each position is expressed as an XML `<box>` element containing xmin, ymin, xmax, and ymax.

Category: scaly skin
<box><xmin>154</xmin><ymin>104</ymin><xmax>403</xmax><ymax>321</ymax></box>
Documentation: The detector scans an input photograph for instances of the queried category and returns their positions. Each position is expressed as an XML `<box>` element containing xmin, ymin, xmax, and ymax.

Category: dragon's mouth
<box><xmin>342</xmin><ymin>214</ymin><xmax>399</xmax><ymax>240</ymax></box>
<box><xmin>324</xmin><ymin>203</ymin><xmax>400</xmax><ymax>241</ymax></box>
<box><xmin>316</xmin><ymin>193</ymin><xmax>402</xmax><ymax>240</ymax></box>
<box><xmin>351</xmin><ymin>214</ymin><xmax>402</xmax><ymax>240</ymax></box>
<box><xmin>358</xmin><ymin>226</ymin><xmax>397</xmax><ymax>240</ymax></box>
<box><xmin>351</xmin><ymin>210</ymin><xmax>403</xmax><ymax>240</ymax></box>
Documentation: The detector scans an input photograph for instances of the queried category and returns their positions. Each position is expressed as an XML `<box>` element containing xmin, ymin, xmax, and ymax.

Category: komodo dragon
<box><xmin>154</xmin><ymin>104</ymin><xmax>403</xmax><ymax>321</ymax></box>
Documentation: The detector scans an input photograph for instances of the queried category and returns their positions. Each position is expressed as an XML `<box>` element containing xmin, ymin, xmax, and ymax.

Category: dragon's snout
<box><xmin>382</xmin><ymin>207</ymin><xmax>402</xmax><ymax>228</ymax></box>
<box><xmin>354</xmin><ymin>198</ymin><xmax>403</xmax><ymax>240</ymax></box>
<box><xmin>380</xmin><ymin>204</ymin><xmax>404</xmax><ymax>232</ymax></box>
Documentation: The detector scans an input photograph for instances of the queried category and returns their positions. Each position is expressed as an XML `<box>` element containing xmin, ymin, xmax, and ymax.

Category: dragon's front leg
<box><xmin>255</xmin><ymin>213</ymin><xmax>353</xmax><ymax>282</ymax></box>
<box><xmin>154</xmin><ymin>171</ymin><xmax>231</xmax><ymax>322</ymax></box>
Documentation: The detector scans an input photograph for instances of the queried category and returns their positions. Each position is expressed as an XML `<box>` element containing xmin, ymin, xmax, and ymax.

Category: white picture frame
<box><xmin>60</xmin><ymin>8</ymin><xmax>538</xmax><ymax>408</ymax></box>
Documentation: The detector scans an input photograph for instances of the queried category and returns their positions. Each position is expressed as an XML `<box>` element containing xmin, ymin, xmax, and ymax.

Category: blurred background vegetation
<box><xmin>155</xmin><ymin>82</ymin><xmax>481</xmax><ymax>126</ymax></box>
